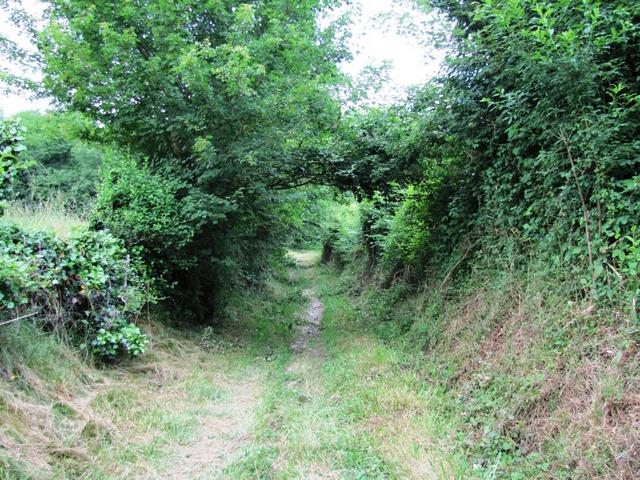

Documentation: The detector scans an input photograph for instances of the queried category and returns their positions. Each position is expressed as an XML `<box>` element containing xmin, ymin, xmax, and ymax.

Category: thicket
<box><xmin>332</xmin><ymin>0</ymin><xmax>640</xmax><ymax>306</ymax></box>
<box><xmin>1</xmin><ymin>119</ymin><xmax>149</xmax><ymax>360</ymax></box>
<box><xmin>0</xmin><ymin>223</ymin><xmax>150</xmax><ymax>359</ymax></box>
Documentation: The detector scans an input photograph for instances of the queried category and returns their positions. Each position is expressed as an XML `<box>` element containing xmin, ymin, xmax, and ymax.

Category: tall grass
<box><xmin>339</xmin><ymin>246</ymin><xmax>640</xmax><ymax>480</ymax></box>
<box><xmin>2</xmin><ymin>193</ymin><xmax>88</xmax><ymax>237</ymax></box>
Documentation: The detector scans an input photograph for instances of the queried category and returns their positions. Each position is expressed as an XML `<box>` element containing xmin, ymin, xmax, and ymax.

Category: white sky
<box><xmin>336</xmin><ymin>0</ymin><xmax>443</xmax><ymax>103</ymax></box>
<box><xmin>0</xmin><ymin>0</ymin><xmax>442</xmax><ymax>117</ymax></box>
<box><xmin>0</xmin><ymin>0</ymin><xmax>49</xmax><ymax>117</ymax></box>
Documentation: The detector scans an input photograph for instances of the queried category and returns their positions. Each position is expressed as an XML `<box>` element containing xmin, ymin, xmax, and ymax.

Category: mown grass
<box><xmin>0</xmin><ymin>264</ymin><xmax>307</xmax><ymax>479</ymax></box>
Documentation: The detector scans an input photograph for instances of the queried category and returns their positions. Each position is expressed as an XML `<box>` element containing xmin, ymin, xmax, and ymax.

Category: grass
<box><xmin>225</xmin><ymin>264</ymin><xmax>466</xmax><ymax>479</ymax></box>
<box><xmin>2</xmin><ymin>195</ymin><xmax>87</xmax><ymax>238</ymax></box>
<box><xmin>0</xmin><ymin>264</ymin><xmax>307</xmax><ymax>479</ymax></box>
<box><xmin>5</xmin><ymin>245</ymin><xmax>630</xmax><ymax>479</ymax></box>
<box><xmin>342</xmin><ymin>250</ymin><xmax>640</xmax><ymax>480</ymax></box>
<box><xmin>0</xmin><ymin>253</ymin><xmax>469</xmax><ymax>479</ymax></box>
<box><xmin>287</xmin><ymin>249</ymin><xmax>322</xmax><ymax>268</ymax></box>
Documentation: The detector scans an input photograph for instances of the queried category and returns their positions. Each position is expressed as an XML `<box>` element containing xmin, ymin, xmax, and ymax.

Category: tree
<box><xmin>29</xmin><ymin>0</ymin><xmax>350</xmax><ymax>317</ymax></box>
<box><xmin>13</xmin><ymin>111</ymin><xmax>103</xmax><ymax>207</ymax></box>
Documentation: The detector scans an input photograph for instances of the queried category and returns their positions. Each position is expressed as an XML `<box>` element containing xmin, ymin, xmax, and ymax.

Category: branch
<box><xmin>0</xmin><ymin>311</ymin><xmax>39</xmax><ymax>327</ymax></box>
<box><xmin>559</xmin><ymin>131</ymin><xmax>596</xmax><ymax>286</ymax></box>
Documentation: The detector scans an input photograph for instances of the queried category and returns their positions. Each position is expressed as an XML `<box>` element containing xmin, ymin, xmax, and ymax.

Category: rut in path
<box><xmin>290</xmin><ymin>288</ymin><xmax>324</xmax><ymax>354</ymax></box>
<box><xmin>276</xmin><ymin>287</ymin><xmax>346</xmax><ymax>479</ymax></box>
<box><xmin>287</xmin><ymin>288</ymin><xmax>326</xmax><ymax>396</ymax></box>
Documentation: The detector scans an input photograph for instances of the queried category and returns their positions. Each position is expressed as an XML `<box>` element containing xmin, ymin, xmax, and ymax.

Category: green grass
<box><xmin>2</xmin><ymin>195</ymin><xmax>87</xmax><ymax>238</ymax></box>
<box><xmin>336</xmin><ymin>248</ymin><xmax>640</xmax><ymax>480</ymax></box>
<box><xmin>225</xmin><ymin>265</ymin><xmax>466</xmax><ymax>479</ymax></box>
<box><xmin>0</xmin><ymin>255</ymin><xmax>473</xmax><ymax>479</ymax></box>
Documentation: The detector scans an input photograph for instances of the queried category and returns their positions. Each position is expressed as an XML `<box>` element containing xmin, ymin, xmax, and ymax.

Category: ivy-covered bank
<box><xmin>1</xmin><ymin>224</ymin><xmax>149</xmax><ymax>360</ymax></box>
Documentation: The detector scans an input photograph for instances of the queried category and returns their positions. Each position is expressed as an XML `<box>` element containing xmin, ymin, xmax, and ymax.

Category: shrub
<box><xmin>93</xmin><ymin>153</ymin><xmax>230</xmax><ymax>276</ymax></box>
<box><xmin>0</xmin><ymin>223</ymin><xmax>151</xmax><ymax>360</ymax></box>
<box><xmin>1</xmin><ymin>119</ymin><xmax>31</xmax><ymax>214</ymax></box>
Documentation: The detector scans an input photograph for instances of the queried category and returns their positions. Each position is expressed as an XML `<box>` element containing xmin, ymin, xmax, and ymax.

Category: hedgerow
<box><xmin>0</xmin><ymin>223</ymin><xmax>150</xmax><ymax>360</ymax></box>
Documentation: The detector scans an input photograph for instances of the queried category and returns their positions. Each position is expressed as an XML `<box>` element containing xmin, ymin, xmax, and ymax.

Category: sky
<box><xmin>335</xmin><ymin>0</ymin><xmax>444</xmax><ymax>103</ymax></box>
<box><xmin>0</xmin><ymin>0</ymin><xmax>442</xmax><ymax>117</ymax></box>
<box><xmin>0</xmin><ymin>0</ymin><xmax>49</xmax><ymax>117</ymax></box>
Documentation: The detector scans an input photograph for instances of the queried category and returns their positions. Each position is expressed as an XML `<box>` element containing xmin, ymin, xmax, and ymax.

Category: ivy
<box><xmin>0</xmin><ymin>223</ymin><xmax>150</xmax><ymax>360</ymax></box>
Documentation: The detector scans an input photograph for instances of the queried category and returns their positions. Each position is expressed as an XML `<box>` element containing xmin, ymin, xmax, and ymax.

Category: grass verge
<box><xmin>0</xmin><ymin>265</ymin><xmax>305</xmax><ymax>479</ymax></box>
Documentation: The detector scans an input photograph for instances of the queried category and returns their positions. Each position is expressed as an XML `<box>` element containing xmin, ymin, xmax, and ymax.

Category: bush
<box><xmin>13</xmin><ymin>111</ymin><xmax>103</xmax><ymax>208</ymax></box>
<box><xmin>92</xmin><ymin>153</ymin><xmax>202</xmax><ymax>284</ymax></box>
<box><xmin>1</xmin><ymin>119</ymin><xmax>31</xmax><ymax>214</ymax></box>
<box><xmin>0</xmin><ymin>223</ymin><xmax>150</xmax><ymax>360</ymax></box>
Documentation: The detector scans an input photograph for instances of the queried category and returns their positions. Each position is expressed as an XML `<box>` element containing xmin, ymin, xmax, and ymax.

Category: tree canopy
<box><xmin>18</xmin><ymin>0</ymin><xmax>351</xmax><ymax>317</ymax></box>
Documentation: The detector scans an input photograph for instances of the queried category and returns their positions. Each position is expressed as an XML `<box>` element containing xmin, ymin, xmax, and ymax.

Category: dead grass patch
<box><xmin>0</xmin><ymin>319</ymin><xmax>267</xmax><ymax>479</ymax></box>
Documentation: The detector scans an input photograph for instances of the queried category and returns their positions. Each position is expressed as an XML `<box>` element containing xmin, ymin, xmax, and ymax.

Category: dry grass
<box><xmin>288</xmin><ymin>249</ymin><xmax>322</xmax><ymax>268</ymax></box>
<box><xmin>412</xmin><ymin>271</ymin><xmax>640</xmax><ymax>479</ymax></box>
<box><xmin>2</xmin><ymin>195</ymin><xmax>87</xmax><ymax>238</ymax></box>
<box><xmin>0</xmin><ymin>320</ymin><xmax>267</xmax><ymax>479</ymax></box>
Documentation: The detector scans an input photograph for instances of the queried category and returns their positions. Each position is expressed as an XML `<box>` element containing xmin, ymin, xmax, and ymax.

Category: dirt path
<box><xmin>163</xmin><ymin>285</ymin><xmax>328</xmax><ymax>479</ymax></box>
<box><xmin>286</xmin><ymin>288</ymin><xmax>326</xmax><ymax>399</ymax></box>
<box><xmin>3</xmin><ymin>256</ymin><xmax>454</xmax><ymax>479</ymax></box>
<box><xmin>159</xmin><ymin>262</ymin><xmax>454</xmax><ymax>479</ymax></box>
<box><xmin>290</xmin><ymin>289</ymin><xmax>324</xmax><ymax>354</ymax></box>
<box><xmin>167</xmin><ymin>378</ymin><xmax>262</xmax><ymax>479</ymax></box>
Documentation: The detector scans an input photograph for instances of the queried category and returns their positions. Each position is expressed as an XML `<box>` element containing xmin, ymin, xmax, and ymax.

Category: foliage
<box><xmin>91</xmin><ymin>320</ymin><xmax>147</xmax><ymax>359</ymax></box>
<box><xmin>433</xmin><ymin>0</ymin><xmax>640</xmax><ymax>299</ymax></box>
<box><xmin>12</xmin><ymin>111</ymin><xmax>104</xmax><ymax>209</ymax></box>
<box><xmin>335</xmin><ymin>0</ymin><xmax>640</xmax><ymax>304</ymax></box>
<box><xmin>0</xmin><ymin>118</ymin><xmax>30</xmax><ymax>214</ymax></box>
<box><xmin>317</xmin><ymin>196</ymin><xmax>360</xmax><ymax>266</ymax></box>
<box><xmin>27</xmin><ymin>0</ymin><xmax>350</xmax><ymax>318</ymax></box>
<box><xmin>332</xmin><ymin>106</ymin><xmax>426</xmax><ymax>197</ymax></box>
<box><xmin>92</xmin><ymin>152</ymin><xmax>213</xmax><ymax>291</ymax></box>
<box><xmin>0</xmin><ymin>222</ymin><xmax>150</xmax><ymax>360</ymax></box>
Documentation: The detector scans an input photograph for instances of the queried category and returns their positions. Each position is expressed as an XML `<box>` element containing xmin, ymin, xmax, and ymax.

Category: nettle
<box><xmin>0</xmin><ymin>223</ymin><xmax>150</xmax><ymax>360</ymax></box>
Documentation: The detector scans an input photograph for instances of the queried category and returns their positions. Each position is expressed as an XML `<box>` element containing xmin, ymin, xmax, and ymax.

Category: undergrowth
<box><xmin>335</xmin><ymin>246</ymin><xmax>639</xmax><ymax>479</ymax></box>
<box><xmin>0</xmin><ymin>222</ymin><xmax>150</xmax><ymax>361</ymax></box>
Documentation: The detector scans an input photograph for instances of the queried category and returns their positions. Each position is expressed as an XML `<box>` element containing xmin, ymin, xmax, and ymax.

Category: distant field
<box><xmin>2</xmin><ymin>198</ymin><xmax>87</xmax><ymax>238</ymax></box>
<box><xmin>287</xmin><ymin>249</ymin><xmax>322</xmax><ymax>268</ymax></box>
